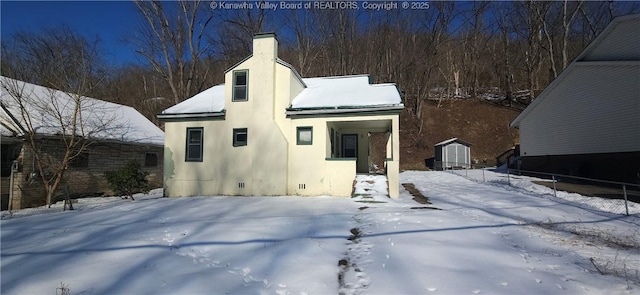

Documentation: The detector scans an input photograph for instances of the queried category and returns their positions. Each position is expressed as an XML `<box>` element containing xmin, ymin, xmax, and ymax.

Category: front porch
<box><xmin>324</xmin><ymin>118</ymin><xmax>400</xmax><ymax>198</ymax></box>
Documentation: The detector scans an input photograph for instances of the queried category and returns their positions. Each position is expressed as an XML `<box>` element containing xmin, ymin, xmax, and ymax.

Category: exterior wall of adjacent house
<box><xmin>512</xmin><ymin>15</ymin><xmax>640</xmax><ymax>183</ymax></box>
<box><xmin>517</xmin><ymin>64</ymin><xmax>640</xmax><ymax>183</ymax></box>
<box><xmin>518</xmin><ymin>64</ymin><xmax>640</xmax><ymax>158</ymax></box>
<box><xmin>511</xmin><ymin>15</ymin><xmax>640</xmax><ymax>183</ymax></box>
<box><xmin>163</xmin><ymin>33</ymin><xmax>401</xmax><ymax>198</ymax></box>
<box><xmin>1</xmin><ymin>139</ymin><xmax>163</xmax><ymax>210</ymax></box>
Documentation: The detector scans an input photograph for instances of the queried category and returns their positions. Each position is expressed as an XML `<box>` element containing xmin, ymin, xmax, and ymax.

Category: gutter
<box><xmin>157</xmin><ymin>111</ymin><xmax>226</xmax><ymax>121</ymax></box>
<box><xmin>286</xmin><ymin>105</ymin><xmax>404</xmax><ymax>117</ymax></box>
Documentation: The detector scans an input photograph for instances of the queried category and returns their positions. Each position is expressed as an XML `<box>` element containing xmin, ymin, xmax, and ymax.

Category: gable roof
<box><xmin>435</xmin><ymin>138</ymin><xmax>472</xmax><ymax>147</ymax></box>
<box><xmin>511</xmin><ymin>14</ymin><xmax>640</xmax><ymax>127</ymax></box>
<box><xmin>0</xmin><ymin>76</ymin><xmax>164</xmax><ymax>145</ymax></box>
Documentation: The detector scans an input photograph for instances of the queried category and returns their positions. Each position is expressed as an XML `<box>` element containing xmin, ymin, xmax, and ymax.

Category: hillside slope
<box><xmin>398</xmin><ymin>99</ymin><xmax>521</xmax><ymax>170</ymax></box>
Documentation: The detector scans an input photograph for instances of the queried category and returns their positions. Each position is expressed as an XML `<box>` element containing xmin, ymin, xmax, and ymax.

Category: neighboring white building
<box><xmin>510</xmin><ymin>14</ymin><xmax>640</xmax><ymax>183</ymax></box>
<box><xmin>434</xmin><ymin>138</ymin><xmax>472</xmax><ymax>170</ymax></box>
<box><xmin>158</xmin><ymin>33</ymin><xmax>403</xmax><ymax>198</ymax></box>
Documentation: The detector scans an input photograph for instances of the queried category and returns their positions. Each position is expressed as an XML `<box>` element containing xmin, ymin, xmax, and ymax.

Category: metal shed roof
<box><xmin>435</xmin><ymin>138</ymin><xmax>472</xmax><ymax>147</ymax></box>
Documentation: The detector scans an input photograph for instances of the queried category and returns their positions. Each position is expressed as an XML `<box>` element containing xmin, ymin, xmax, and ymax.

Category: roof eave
<box><xmin>277</xmin><ymin>58</ymin><xmax>307</xmax><ymax>88</ymax></box>
<box><xmin>286</xmin><ymin>105</ymin><xmax>404</xmax><ymax>118</ymax></box>
<box><xmin>157</xmin><ymin>111</ymin><xmax>226</xmax><ymax>121</ymax></box>
<box><xmin>0</xmin><ymin>132</ymin><xmax>164</xmax><ymax>147</ymax></box>
<box><xmin>436</xmin><ymin>138</ymin><xmax>472</xmax><ymax>147</ymax></box>
<box><xmin>224</xmin><ymin>55</ymin><xmax>253</xmax><ymax>74</ymax></box>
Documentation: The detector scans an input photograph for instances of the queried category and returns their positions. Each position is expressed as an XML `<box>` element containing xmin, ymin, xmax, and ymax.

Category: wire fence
<box><xmin>443</xmin><ymin>164</ymin><xmax>639</xmax><ymax>216</ymax></box>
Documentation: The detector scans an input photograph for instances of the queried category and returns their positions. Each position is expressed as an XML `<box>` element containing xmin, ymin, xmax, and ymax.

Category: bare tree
<box><xmin>100</xmin><ymin>65</ymin><xmax>173</xmax><ymax>125</ymax></box>
<box><xmin>283</xmin><ymin>10</ymin><xmax>320</xmax><ymax>76</ymax></box>
<box><xmin>410</xmin><ymin>1</ymin><xmax>456</xmax><ymax>117</ymax></box>
<box><xmin>578</xmin><ymin>1</ymin><xmax>640</xmax><ymax>46</ymax></box>
<box><xmin>559</xmin><ymin>0</ymin><xmax>584</xmax><ymax>69</ymax></box>
<box><xmin>455</xmin><ymin>1</ymin><xmax>494</xmax><ymax>99</ymax></box>
<box><xmin>1</xmin><ymin>26</ymin><xmax>105</xmax><ymax>95</ymax></box>
<box><xmin>131</xmin><ymin>0</ymin><xmax>214</xmax><ymax>104</ymax></box>
<box><xmin>1</xmin><ymin>29</ymin><xmax>118</xmax><ymax>207</ymax></box>
<box><xmin>515</xmin><ymin>1</ymin><xmax>546</xmax><ymax>102</ymax></box>
<box><xmin>211</xmin><ymin>1</ymin><xmax>271</xmax><ymax>67</ymax></box>
<box><xmin>536</xmin><ymin>0</ymin><xmax>583</xmax><ymax>79</ymax></box>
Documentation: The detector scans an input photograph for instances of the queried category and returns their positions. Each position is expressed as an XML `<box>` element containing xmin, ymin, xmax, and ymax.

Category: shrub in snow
<box><xmin>104</xmin><ymin>160</ymin><xmax>149</xmax><ymax>200</ymax></box>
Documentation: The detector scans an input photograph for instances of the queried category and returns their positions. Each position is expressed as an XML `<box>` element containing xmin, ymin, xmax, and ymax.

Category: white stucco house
<box><xmin>158</xmin><ymin>33</ymin><xmax>403</xmax><ymax>198</ymax></box>
<box><xmin>510</xmin><ymin>14</ymin><xmax>640</xmax><ymax>183</ymax></box>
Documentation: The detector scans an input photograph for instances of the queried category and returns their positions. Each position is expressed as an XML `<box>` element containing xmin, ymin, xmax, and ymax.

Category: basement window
<box><xmin>233</xmin><ymin>128</ymin><xmax>248</xmax><ymax>147</ymax></box>
<box><xmin>233</xmin><ymin>70</ymin><xmax>248</xmax><ymax>101</ymax></box>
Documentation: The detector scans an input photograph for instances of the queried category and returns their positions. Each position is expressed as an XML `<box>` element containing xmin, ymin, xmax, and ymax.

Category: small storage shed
<box><xmin>434</xmin><ymin>138</ymin><xmax>472</xmax><ymax>170</ymax></box>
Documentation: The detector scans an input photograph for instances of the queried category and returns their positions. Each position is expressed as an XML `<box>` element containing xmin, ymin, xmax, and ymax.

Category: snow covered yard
<box><xmin>1</xmin><ymin>171</ymin><xmax>639</xmax><ymax>294</ymax></box>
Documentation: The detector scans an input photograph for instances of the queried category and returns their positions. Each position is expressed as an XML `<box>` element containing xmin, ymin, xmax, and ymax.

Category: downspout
<box><xmin>8</xmin><ymin>160</ymin><xmax>18</xmax><ymax>211</ymax></box>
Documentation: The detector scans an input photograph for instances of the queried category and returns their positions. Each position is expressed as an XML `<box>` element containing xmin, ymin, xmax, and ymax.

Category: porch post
<box><xmin>387</xmin><ymin>117</ymin><xmax>400</xmax><ymax>198</ymax></box>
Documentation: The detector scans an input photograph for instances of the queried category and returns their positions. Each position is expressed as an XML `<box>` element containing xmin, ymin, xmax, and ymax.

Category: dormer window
<box><xmin>233</xmin><ymin>70</ymin><xmax>248</xmax><ymax>101</ymax></box>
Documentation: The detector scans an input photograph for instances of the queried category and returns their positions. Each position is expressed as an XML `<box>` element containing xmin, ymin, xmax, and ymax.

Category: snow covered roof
<box><xmin>0</xmin><ymin>76</ymin><xmax>164</xmax><ymax>145</ymax></box>
<box><xmin>159</xmin><ymin>84</ymin><xmax>225</xmax><ymax>118</ymax></box>
<box><xmin>160</xmin><ymin>75</ymin><xmax>403</xmax><ymax>119</ymax></box>
<box><xmin>289</xmin><ymin>75</ymin><xmax>403</xmax><ymax>111</ymax></box>
<box><xmin>435</xmin><ymin>138</ymin><xmax>472</xmax><ymax>147</ymax></box>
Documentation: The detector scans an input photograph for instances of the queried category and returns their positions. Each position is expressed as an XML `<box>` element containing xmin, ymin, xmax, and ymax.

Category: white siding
<box><xmin>519</xmin><ymin>64</ymin><xmax>640</xmax><ymax>157</ymax></box>
<box><xmin>580</xmin><ymin>17</ymin><xmax>640</xmax><ymax>61</ymax></box>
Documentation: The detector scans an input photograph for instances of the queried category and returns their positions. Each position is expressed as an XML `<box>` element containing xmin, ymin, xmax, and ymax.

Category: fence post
<box><xmin>623</xmin><ymin>185</ymin><xmax>629</xmax><ymax>216</ymax></box>
<box><xmin>552</xmin><ymin>175</ymin><xmax>557</xmax><ymax>198</ymax></box>
<box><xmin>482</xmin><ymin>168</ymin><xmax>485</xmax><ymax>182</ymax></box>
<box><xmin>507</xmin><ymin>168</ymin><xmax>511</xmax><ymax>186</ymax></box>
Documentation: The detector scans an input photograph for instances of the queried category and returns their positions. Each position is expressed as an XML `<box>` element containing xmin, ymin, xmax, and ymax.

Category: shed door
<box><xmin>446</xmin><ymin>145</ymin><xmax>457</xmax><ymax>167</ymax></box>
<box><xmin>456</xmin><ymin>144</ymin><xmax>466</xmax><ymax>167</ymax></box>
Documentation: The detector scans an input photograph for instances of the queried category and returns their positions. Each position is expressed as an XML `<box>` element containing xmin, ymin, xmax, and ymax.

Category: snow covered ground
<box><xmin>1</xmin><ymin>170</ymin><xmax>639</xmax><ymax>294</ymax></box>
